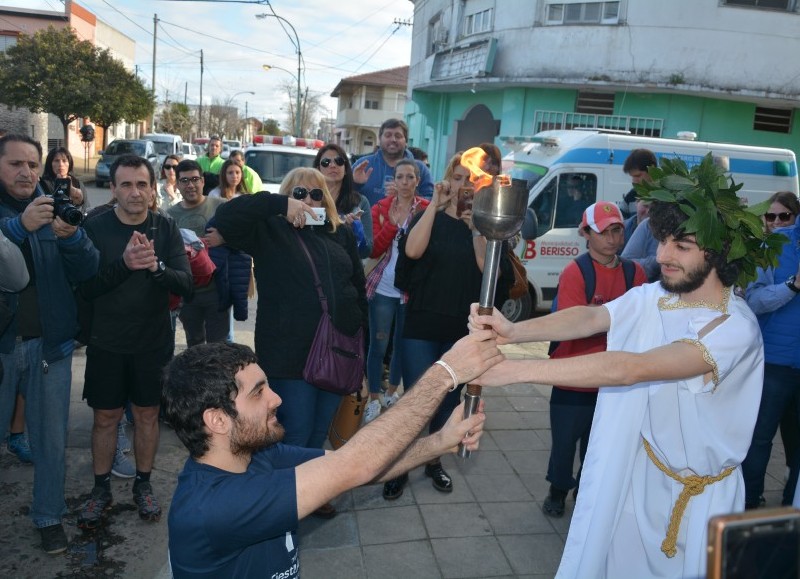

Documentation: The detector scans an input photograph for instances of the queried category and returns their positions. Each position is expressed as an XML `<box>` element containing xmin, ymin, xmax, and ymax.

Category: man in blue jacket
<box><xmin>743</xmin><ymin>219</ymin><xmax>800</xmax><ymax>508</ymax></box>
<box><xmin>352</xmin><ymin>118</ymin><xmax>433</xmax><ymax>205</ymax></box>
<box><xmin>0</xmin><ymin>134</ymin><xmax>99</xmax><ymax>554</ymax></box>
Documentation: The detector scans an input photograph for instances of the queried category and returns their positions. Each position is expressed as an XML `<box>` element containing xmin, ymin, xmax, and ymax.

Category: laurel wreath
<box><xmin>634</xmin><ymin>153</ymin><xmax>788</xmax><ymax>287</ymax></box>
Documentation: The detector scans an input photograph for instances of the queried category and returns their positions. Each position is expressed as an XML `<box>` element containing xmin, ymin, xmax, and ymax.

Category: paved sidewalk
<box><xmin>0</xmin><ymin>333</ymin><xmax>789</xmax><ymax>578</ymax></box>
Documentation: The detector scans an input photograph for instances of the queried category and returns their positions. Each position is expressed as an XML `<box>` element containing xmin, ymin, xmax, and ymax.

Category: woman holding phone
<box><xmin>382</xmin><ymin>152</ymin><xmax>511</xmax><ymax>500</ymax></box>
<box><xmin>314</xmin><ymin>144</ymin><xmax>373</xmax><ymax>258</ymax></box>
<box><xmin>363</xmin><ymin>159</ymin><xmax>429</xmax><ymax>424</ymax></box>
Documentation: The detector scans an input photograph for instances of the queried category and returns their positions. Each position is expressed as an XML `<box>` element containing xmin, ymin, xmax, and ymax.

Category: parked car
<box><xmin>142</xmin><ymin>133</ymin><xmax>184</xmax><ymax>168</ymax></box>
<box><xmin>244</xmin><ymin>144</ymin><xmax>318</xmax><ymax>193</ymax></box>
<box><xmin>95</xmin><ymin>139</ymin><xmax>160</xmax><ymax>188</ymax></box>
<box><xmin>180</xmin><ymin>142</ymin><xmax>197</xmax><ymax>160</ymax></box>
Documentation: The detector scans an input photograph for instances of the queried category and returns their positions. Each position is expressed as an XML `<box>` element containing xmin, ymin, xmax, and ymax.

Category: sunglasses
<box><xmin>178</xmin><ymin>176</ymin><xmax>203</xmax><ymax>185</ymax></box>
<box><xmin>163</xmin><ymin>164</ymin><xmax>178</xmax><ymax>170</ymax></box>
<box><xmin>319</xmin><ymin>156</ymin><xmax>345</xmax><ymax>168</ymax></box>
<box><xmin>292</xmin><ymin>186</ymin><xmax>324</xmax><ymax>201</ymax></box>
<box><xmin>765</xmin><ymin>212</ymin><xmax>793</xmax><ymax>222</ymax></box>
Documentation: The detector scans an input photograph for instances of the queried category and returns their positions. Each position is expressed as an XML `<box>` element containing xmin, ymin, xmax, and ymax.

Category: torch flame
<box><xmin>460</xmin><ymin>147</ymin><xmax>494</xmax><ymax>192</ymax></box>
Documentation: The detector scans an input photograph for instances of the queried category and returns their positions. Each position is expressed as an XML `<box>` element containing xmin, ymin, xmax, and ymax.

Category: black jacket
<box><xmin>215</xmin><ymin>193</ymin><xmax>367</xmax><ymax>378</ymax></box>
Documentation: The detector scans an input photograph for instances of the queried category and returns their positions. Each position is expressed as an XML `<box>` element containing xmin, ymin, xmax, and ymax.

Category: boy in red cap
<box><xmin>542</xmin><ymin>201</ymin><xmax>646</xmax><ymax>517</ymax></box>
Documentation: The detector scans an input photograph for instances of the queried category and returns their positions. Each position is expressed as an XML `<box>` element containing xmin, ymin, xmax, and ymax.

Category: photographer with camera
<box><xmin>41</xmin><ymin>147</ymin><xmax>90</xmax><ymax>217</ymax></box>
<box><xmin>0</xmin><ymin>134</ymin><xmax>99</xmax><ymax>554</ymax></box>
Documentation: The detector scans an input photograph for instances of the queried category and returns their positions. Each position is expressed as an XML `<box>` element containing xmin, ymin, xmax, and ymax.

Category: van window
<box><xmin>530</xmin><ymin>172</ymin><xmax>598</xmax><ymax>234</ymax></box>
<box><xmin>245</xmin><ymin>150</ymin><xmax>316</xmax><ymax>184</ymax></box>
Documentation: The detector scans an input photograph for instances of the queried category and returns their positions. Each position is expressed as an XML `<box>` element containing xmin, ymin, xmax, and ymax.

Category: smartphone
<box><xmin>352</xmin><ymin>208</ymin><xmax>365</xmax><ymax>218</ymax></box>
<box><xmin>707</xmin><ymin>507</ymin><xmax>800</xmax><ymax>579</ymax></box>
<box><xmin>456</xmin><ymin>187</ymin><xmax>474</xmax><ymax>217</ymax></box>
<box><xmin>309</xmin><ymin>207</ymin><xmax>326</xmax><ymax>225</ymax></box>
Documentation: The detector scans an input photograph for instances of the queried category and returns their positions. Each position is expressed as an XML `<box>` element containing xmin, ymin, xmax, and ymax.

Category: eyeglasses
<box><xmin>178</xmin><ymin>176</ymin><xmax>203</xmax><ymax>185</ymax></box>
<box><xmin>163</xmin><ymin>164</ymin><xmax>178</xmax><ymax>170</ymax></box>
<box><xmin>319</xmin><ymin>156</ymin><xmax>345</xmax><ymax>168</ymax></box>
<box><xmin>765</xmin><ymin>212</ymin><xmax>793</xmax><ymax>222</ymax></box>
<box><xmin>292</xmin><ymin>186</ymin><xmax>324</xmax><ymax>201</ymax></box>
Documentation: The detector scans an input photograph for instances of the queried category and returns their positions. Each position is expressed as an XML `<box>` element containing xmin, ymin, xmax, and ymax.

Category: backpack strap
<box><xmin>574</xmin><ymin>252</ymin><xmax>596</xmax><ymax>305</ymax></box>
<box><xmin>620</xmin><ymin>257</ymin><xmax>636</xmax><ymax>291</ymax></box>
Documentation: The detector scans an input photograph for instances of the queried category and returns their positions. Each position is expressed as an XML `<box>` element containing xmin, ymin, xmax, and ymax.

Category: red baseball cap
<box><xmin>581</xmin><ymin>201</ymin><xmax>624</xmax><ymax>233</ymax></box>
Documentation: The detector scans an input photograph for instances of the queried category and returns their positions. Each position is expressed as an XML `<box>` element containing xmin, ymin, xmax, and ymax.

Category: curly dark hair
<box><xmin>162</xmin><ymin>343</ymin><xmax>258</xmax><ymax>458</ymax></box>
<box><xmin>648</xmin><ymin>200</ymin><xmax>739</xmax><ymax>286</ymax></box>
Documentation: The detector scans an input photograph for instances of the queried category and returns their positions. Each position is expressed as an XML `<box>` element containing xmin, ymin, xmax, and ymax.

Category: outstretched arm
<box><xmin>293</xmin><ymin>329</ymin><xmax>503</xmax><ymax>519</ymax></box>
<box><xmin>376</xmin><ymin>400</ymin><xmax>486</xmax><ymax>482</ymax></box>
<box><xmin>469</xmin><ymin>302</ymin><xmax>611</xmax><ymax>345</ymax></box>
<box><xmin>473</xmin><ymin>340</ymin><xmax>714</xmax><ymax>390</ymax></box>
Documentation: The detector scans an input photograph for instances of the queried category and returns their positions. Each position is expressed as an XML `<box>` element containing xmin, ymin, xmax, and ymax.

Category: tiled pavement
<box><xmin>0</xmin><ymin>333</ymin><xmax>789</xmax><ymax>578</ymax></box>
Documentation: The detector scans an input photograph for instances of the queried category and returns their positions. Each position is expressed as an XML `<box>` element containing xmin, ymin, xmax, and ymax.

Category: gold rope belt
<box><xmin>642</xmin><ymin>438</ymin><xmax>735</xmax><ymax>558</ymax></box>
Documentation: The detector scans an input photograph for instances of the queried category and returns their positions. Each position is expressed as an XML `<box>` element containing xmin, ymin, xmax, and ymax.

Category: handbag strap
<box><xmin>292</xmin><ymin>228</ymin><xmax>329</xmax><ymax>315</ymax></box>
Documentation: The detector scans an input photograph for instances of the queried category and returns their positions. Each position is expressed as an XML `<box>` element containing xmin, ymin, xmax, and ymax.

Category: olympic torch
<box><xmin>457</xmin><ymin>148</ymin><xmax>528</xmax><ymax>458</ymax></box>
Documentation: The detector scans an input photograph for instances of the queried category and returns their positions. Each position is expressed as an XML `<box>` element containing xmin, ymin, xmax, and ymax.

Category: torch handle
<box><xmin>457</xmin><ymin>305</ymin><xmax>494</xmax><ymax>459</ymax></box>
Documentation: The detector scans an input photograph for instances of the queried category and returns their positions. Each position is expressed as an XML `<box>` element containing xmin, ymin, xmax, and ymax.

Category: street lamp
<box><xmin>255</xmin><ymin>12</ymin><xmax>303</xmax><ymax>136</ymax></box>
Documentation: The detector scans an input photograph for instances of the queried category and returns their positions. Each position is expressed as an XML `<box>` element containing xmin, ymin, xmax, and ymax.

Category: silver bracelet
<box><xmin>472</xmin><ymin>230</ymin><xmax>482</xmax><ymax>238</ymax></box>
<box><xmin>434</xmin><ymin>360</ymin><xmax>459</xmax><ymax>392</ymax></box>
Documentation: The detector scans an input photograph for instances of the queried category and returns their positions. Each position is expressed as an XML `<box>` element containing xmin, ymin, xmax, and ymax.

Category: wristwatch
<box><xmin>786</xmin><ymin>275</ymin><xmax>800</xmax><ymax>293</ymax></box>
<box><xmin>153</xmin><ymin>260</ymin><xmax>166</xmax><ymax>277</ymax></box>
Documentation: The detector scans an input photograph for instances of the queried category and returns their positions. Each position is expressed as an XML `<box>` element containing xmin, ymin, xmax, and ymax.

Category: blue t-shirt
<box><xmin>169</xmin><ymin>443</ymin><xmax>324</xmax><ymax>578</ymax></box>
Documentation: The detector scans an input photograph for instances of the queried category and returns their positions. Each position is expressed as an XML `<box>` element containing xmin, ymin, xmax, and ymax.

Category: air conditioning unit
<box><xmin>433</xmin><ymin>28</ymin><xmax>449</xmax><ymax>48</ymax></box>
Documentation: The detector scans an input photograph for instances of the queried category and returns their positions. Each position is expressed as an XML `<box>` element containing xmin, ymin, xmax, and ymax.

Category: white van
<box><xmin>142</xmin><ymin>133</ymin><xmax>184</xmax><ymax>167</ymax></box>
<box><xmin>501</xmin><ymin>130</ymin><xmax>799</xmax><ymax>319</ymax></box>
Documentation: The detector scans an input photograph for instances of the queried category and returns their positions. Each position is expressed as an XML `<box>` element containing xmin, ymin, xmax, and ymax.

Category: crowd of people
<box><xmin>0</xmin><ymin>119</ymin><xmax>798</xmax><ymax>579</ymax></box>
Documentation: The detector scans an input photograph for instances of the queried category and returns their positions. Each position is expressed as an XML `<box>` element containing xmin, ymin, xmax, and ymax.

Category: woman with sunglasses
<box><xmin>40</xmin><ymin>146</ymin><xmax>90</xmax><ymax>214</ymax></box>
<box><xmin>764</xmin><ymin>191</ymin><xmax>799</xmax><ymax>233</ymax></box>
<box><xmin>158</xmin><ymin>154</ymin><xmax>182</xmax><ymax>207</ymax></box>
<box><xmin>363</xmin><ymin>159</ymin><xmax>430</xmax><ymax>425</ymax></box>
<box><xmin>382</xmin><ymin>152</ymin><xmax>511</xmax><ymax>501</ymax></box>
<box><xmin>213</xmin><ymin>167</ymin><xmax>367</xmax><ymax>519</ymax></box>
<box><xmin>208</xmin><ymin>159</ymin><xmax>249</xmax><ymax>200</ymax></box>
<box><xmin>314</xmin><ymin>144</ymin><xmax>373</xmax><ymax>258</ymax></box>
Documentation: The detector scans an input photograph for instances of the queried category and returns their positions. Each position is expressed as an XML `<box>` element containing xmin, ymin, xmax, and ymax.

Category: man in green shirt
<box><xmin>196</xmin><ymin>136</ymin><xmax>224</xmax><ymax>175</ymax></box>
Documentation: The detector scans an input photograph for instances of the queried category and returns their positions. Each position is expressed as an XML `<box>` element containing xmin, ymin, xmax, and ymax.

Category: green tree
<box><xmin>261</xmin><ymin>118</ymin><xmax>281</xmax><ymax>135</ymax></box>
<box><xmin>89</xmin><ymin>49</ymin><xmax>155</xmax><ymax>148</ymax></box>
<box><xmin>158</xmin><ymin>102</ymin><xmax>193</xmax><ymax>137</ymax></box>
<box><xmin>0</xmin><ymin>26</ymin><xmax>97</xmax><ymax>143</ymax></box>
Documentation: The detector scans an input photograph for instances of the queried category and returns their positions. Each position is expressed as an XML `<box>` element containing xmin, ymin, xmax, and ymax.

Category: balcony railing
<box><xmin>533</xmin><ymin>110</ymin><xmax>664</xmax><ymax>137</ymax></box>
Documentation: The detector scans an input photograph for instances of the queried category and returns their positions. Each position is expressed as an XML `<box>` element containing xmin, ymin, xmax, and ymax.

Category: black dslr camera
<box><xmin>50</xmin><ymin>178</ymin><xmax>83</xmax><ymax>226</ymax></box>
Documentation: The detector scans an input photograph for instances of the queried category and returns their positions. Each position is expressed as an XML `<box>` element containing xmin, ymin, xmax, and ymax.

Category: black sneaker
<box><xmin>744</xmin><ymin>495</ymin><xmax>766</xmax><ymax>510</ymax></box>
<box><xmin>77</xmin><ymin>486</ymin><xmax>113</xmax><ymax>530</ymax></box>
<box><xmin>383</xmin><ymin>473</ymin><xmax>409</xmax><ymax>500</ymax></box>
<box><xmin>424</xmin><ymin>462</ymin><xmax>453</xmax><ymax>493</ymax></box>
<box><xmin>133</xmin><ymin>482</ymin><xmax>162</xmax><ymax>522</ymax></box>
<box><xmin>39</xmin><ymin>523</ymin><xmax>67</xmax><ymax>554</ymax></box>
<box><xmin>542</xmin><ymin>485</ymin><xmax>568</xmax><ymax>518</ymax></box>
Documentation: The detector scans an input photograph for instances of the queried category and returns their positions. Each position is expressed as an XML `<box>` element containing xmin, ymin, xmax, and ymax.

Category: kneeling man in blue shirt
<box><xmin>163</xmin><ymin>334</ymin><xmax>502</xmax><ymax>578</ymax></box>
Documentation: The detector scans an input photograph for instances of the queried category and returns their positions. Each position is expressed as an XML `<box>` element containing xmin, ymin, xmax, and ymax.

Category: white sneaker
<box><xmin>364</xmin><ymin>400</ymin><xmax>381</xmax><ymax>424</ymax></box>
<box><xmin>384</xmin><ymin>393</ymin><xmax>400</xmax><ymax>408</ymax></box>
<box><xmin>111</xmin><ymin>447</ymin><xmax>136</xmax><ymax>478</ymax></box>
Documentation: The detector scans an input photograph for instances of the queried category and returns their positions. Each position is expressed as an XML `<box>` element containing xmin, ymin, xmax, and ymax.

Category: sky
<box><xmin>15</xmin><ymin>0</ymin><xmax>415</xmax><ymax>132</ymax></box>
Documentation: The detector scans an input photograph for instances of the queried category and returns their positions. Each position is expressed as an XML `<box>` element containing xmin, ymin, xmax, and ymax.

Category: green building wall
<box><xmin>407</xmin><ymin>87</ymin><xmax>800</xmax><ymax>180</ymax></box>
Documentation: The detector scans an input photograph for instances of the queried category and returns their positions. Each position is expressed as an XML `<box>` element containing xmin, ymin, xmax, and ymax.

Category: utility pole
<box><xmin>199</xmin><ymin>50</ymin><xmax>204</xmax><ymax>137</ymax></box>
<box><xmin>152</xmin><ymin>14</ymin><xmax>158</xmax><ymax>131</ymax></box>
<box><xmin>184</xmin><ymin>82</ymin><xmax>187</xmax><ymax>106</ymax></box>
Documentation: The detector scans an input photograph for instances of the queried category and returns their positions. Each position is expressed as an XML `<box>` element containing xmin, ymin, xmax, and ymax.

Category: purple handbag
<box><xmin>294</xmin><ymin>230</ymin><xmax>364</xmax><ymax>395</ymax></box>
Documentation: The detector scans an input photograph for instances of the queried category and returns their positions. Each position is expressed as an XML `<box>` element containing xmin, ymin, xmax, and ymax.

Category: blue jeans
<box><xmin>270</xmin><ymin>378</ymin><xmax>342</xmax><ymax>449</ymax></box>
<box><xmin>546</xmin><ymin>387</ymin><xmax>598</xmax><ymax>491</ymax></box>
<box><xmin>401</xmin><ymin>338</ymin><xmax>463</xmax><ymax>434</ymax></box>
<box><xmin>367</xmin><ymin>293</ymin><xmax>405</xmax><ymax>394</ymax></box>
<box><xmin>0</xmin><ymin>339</ymin><xmax>72</xmax><ymax>528</ymax></box>
<box><xmin>742</xmin><ymin>363</ymin><xmax>800</xmax><ymax>506</ymax></box>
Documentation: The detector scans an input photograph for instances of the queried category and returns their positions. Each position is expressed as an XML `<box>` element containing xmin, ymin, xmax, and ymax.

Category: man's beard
<box><xmin>661</xmin><ymin>258</ymin><xmax>713</xmax><ymax>294</ymax></box>
<box><xmin>229</xmin><ymin>412</ymin><xmax>285</xmax><ymax>457</ymax></box>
